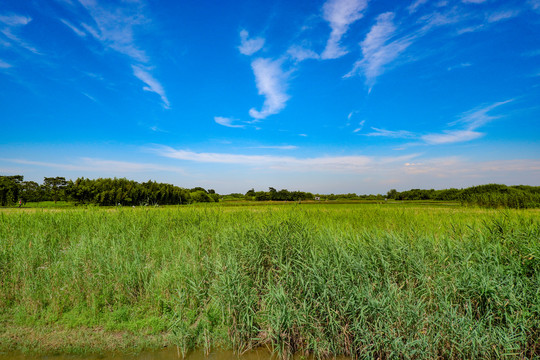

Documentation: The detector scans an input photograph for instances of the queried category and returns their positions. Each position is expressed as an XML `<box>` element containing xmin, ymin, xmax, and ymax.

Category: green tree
<box><xmin>0</xmin><ymin>175</ymin><xmax>23</xmax><ymax>206</ymax></box>
<box><xmin>43</xmin><ymin>177</ymin><xmax>68</xmax><ymax>203</ymax></box>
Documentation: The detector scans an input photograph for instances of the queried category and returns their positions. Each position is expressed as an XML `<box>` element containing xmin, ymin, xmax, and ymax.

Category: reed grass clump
<box><xmin>0</xmin><ymin>204</ymin><xmax>538</xmax><ymax>358</ymax></box>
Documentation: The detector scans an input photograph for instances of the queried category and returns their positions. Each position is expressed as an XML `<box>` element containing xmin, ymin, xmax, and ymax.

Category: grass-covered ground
<box><xmin>0</xmin><ymin>203</ymin><xmax>538</xmax><ymax>358</ymax></box>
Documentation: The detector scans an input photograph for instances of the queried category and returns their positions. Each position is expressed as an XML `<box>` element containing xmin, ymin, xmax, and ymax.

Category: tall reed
<box><xmin>0</xmin><ymin>204</ymin><xmax>538</xmax><ymax>358</ymax></box>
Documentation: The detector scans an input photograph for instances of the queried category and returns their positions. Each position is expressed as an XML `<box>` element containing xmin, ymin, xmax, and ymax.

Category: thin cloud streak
<box><xmin>365</xmin><ymin>127</ymin><xmax>415</xmax><ymax>138</ymax></box>
<box><xmin>0</xmin><ymin>59</ymin><xmax>12</xmax><ymax>68</ymax></box>
<box><xmin>60</xmin><ymin>18</ymin><xmax>86</xmax><ymax>37</ymax></box>
<box><xmin>408</xmin><ymin>0</ymin><xmax>429</xmax><ymax>14</ymax></box>
<box><xmin>248</xmin><ymin>145</ymin><xmax>298</xmax><ymax>150</ymax></box>
<box><xmin>422</xmin><ymin>99</ymin><xmax>513</xmax><ymax>144</ymax></box>
<box><xmin>421</xmin><ymin>129</ymin><xmax>483</xmax><ymax>144</ymax></box>
<box><xmin>155</xmin><ymin>146</ymin><xmax>420</xmax><ymax>173</ymax></box>
<box><xmin>0</xmin><ymin>14</ymin><xmax>31</xmax><ymax>27</ymax></box>
<box><xmin>132</xmin><ymin>65</ymin><xmax>170</xmax><ymax>109</ymax></box>
<box><xmin>0</xmin><ymin>15</ymin><xmax>41</xmax><ymax>54</ymax></box>
<box><xmin>214</xmin><ymin>116</ymin><xmax>245</xmax><ymax>128</ymax></box>
<box><xmin>2</xmin><ymin>157</ymin><xmax>186</xmax><ymax>174</ymax></box>
<box><xmin>450</xmin><ymin>99</ymin><xmax>513</xmax><ymax>129</ymax></box>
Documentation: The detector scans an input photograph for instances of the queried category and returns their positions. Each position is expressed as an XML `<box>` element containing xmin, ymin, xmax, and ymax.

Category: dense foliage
<box><xmin>2</xmin><ymin>175</ymin><xmax>539</xmax><ymax>208</ymax></box>
<box><xmin>0</xmin><ymin>205</ymin><xmax>538</xmax><ymax>358</ymax></box>
<box><xmin>387</xmin><ymin>184</ymin><xmax>540</xmax><ymax>208</ymax></box>
<box><xmin>245</xmin><ymin>187</ymin><xmax>314</xmax><ymax>201</ymax></box>
<box><xmin>0</xmin><ymin>176</ymin><xmax>218</xmax><ymax>206</ymax></box>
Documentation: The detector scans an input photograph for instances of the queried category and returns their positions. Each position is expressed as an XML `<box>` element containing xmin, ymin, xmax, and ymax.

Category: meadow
<box><xmin>0</xmin><ymin>202</ymin><xmax>538</xmax><ymax>358</ymax></box>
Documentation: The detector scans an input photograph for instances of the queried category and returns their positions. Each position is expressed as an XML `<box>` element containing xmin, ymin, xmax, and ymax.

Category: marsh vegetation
<box><xmin>0</xmin><ymin>203</ymin><xmax>538</xmax><ymax>358</ymax></box>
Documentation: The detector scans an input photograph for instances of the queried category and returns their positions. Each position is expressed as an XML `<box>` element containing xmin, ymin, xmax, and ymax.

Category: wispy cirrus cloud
<box><xmin>132</xmin><ymin>65</ymin><xmax>170</xmax><ymax>109</ymax></box>
<box><xmin>154</xmin><ymin>145</ymin><xmax>419</xmax><ymax>173</ymax></box>
<box><xmin>421</xmin><ymin>99</ymin><xmax>513</xmax><ymax>144</ymax></box>
<box><xmin>0</xmin><ymin>14</ymin><xmax>31</xmax><ymax>27</ymax></box>
<box><xmin>72</xmin><ymin>0</ymin><xmax>169</xmax><ymax>108</ymax></box>
<box><xmin>0</xmin><ymin>59</ymin><xmax>12</xmax><ymax>68</ymax></box>
<box><xmin>248</xmin><ymin>145</ymin><xmax>298</xmax><ymax>150</ymax></box>
<box><xmin>287</xmin><ymin>45</ymin><xmax>319</xmax><ymax>62</ymax></box>
<box><xmin>60</xmin><ymin>18</ymin><xmax>86</xmax><ymax>37</ymax></box>
<box><xmin>79</xmin><ymin>0</ymin><xmax>148</xmax><ymax>62</ymax></box>
<box><xmin>487</xmin><ymin>9</ymin><xmax>520</xmax><ymax>23</ymax></box>
<box><xmin>0</xmin><ymin>14</ymin><xmax>40</xmax><ymax>54</ymax></box>
<box><xmin>2</xmin><ymin>157</ymin><xmax>186</xmax><ymax>174</ymax></box>
<box><xmin>421</xmin><ymin>129</ymin><xmax>483</xmax><ymax>144</ymax></box>
<box><xmin>238</xmin><ymin>30</ymin><xmax>265</xmax><ymax>56</ymax></box>
<box><xmin>249</xmin><ymin>58</ymin><xmax>290</xmax><ymax>120</ymax></box>
<box><xmin>320</xmin><ymin>0</ymin><xmax>368</xmax><ymax>59</ymax></box>
<box><xmin>214</xmin><ymin>116</ymin><xmax>245</xmax><ymax>128</ymax></box>
<box><xmin>345</xmin><ymin>12</ymin><xmax>412</xmax><ymax>88</ymax></box>
<box><xmin>407</xmin><ymin>0</ymin><xmax>429</xmax><ymax>14</ymax></box>
<box><xmin>447</xmin><ymin>62</ymin><xmax>471</xmax><ymax>71</ymax></box>
<box><xmin>449</xmin><ymin>99</ymin><xmax>513</xmax><ymax>129</ymax></box>
<box><xmin>365</xmin><ymin>127</ymin><xmax>416</xmax><ymax>138</ymax></box>
<box><xmin>353</xmin><ymin>120</ymin><xmax>365</xmax><ymax>133</ymax></box>
<box><xmin>364</xmin><ymin>100</ymin><xmax>513</xmax><ymax>145</ymax></box>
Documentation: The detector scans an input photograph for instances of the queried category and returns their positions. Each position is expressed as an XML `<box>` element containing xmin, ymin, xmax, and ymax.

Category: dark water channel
<box><xmin>0</xmin><ymin>348</ymin><xmax>305</xmax><ymax>360</ymax></box>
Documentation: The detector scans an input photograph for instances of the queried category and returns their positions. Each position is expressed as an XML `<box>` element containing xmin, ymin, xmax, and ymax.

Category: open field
<box><xmin>0</xmin><ymin>203</ymin><xmax>539</xmax><ymax>358</ymax></box>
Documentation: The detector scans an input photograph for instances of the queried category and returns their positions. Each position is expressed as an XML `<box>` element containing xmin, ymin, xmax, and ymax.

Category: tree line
<box><xmin>386</xmin><ymin>184</ymin><xmax>540</xmax><ymax>208</ymax></box>
<box><xmin>1</xmin><ymin>175</ymin><xmax>538</xmax><ymax>208</ymax></box>
<box><xmin>244</xmin><ymin>187</ymin><xmax>314</xmax><ymax>201</ymax></box>
<box><xmin>0</xmin><ymin>176</ymin><xmax>218</xmax><ymax>206</ymax></box>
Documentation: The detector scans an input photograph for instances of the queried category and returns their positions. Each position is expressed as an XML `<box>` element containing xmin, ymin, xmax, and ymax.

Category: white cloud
<box><xmin>345</xmin><ymin>12</ymin><xmax>412</xmax><ymax>87</ymax></box>
<box><xmin>487</xmin><ymin>10</ymin><xmax>520</xmax><ymax>23</ymax></box>
<box><xmin>421</xmin><ymin>100</ymin><xmax>513</xmax><ymax>144</ymax></box>
<box><xmin>447</xmin><ymin>62</ymin><xmax>472</xmax><ymax>71</ymax></box>
<box><xmin>0</xmin><ymin>59</ymin><xmax>12</xmax><ymax>68</ymax></box>
<box><xmin>2</xmin><ymin>157</ymin><xmax>186</xmax><ymax>174</ymax></box>
<box><xmin>401</xmin><ymin>158</ymin><xmax>540</xmax><ymax>182</ymax></box>
<box><xmin>462</xmin><ymin>0</ymin><xmax>487</xmax><ymax>3</ymax></box>
<box><xmin>0</xmin><ymin>14</ymin><xmax>40</xmax><ymax>54</ymax></box>
<box><xmin>450</xmin><ymin>99</ymin><xmax>513</xmax><ymax>129</ymax></box>
<box><xmin>238</xmin><ymin>30</ymin><xmax>264</xmax><ymax>56</ymax></box>
<box><xmin>79</xmin><ymin>1</ymin><xmax>148</xmax><ymax>62</ymax></box>
<box><xmin>0</xmin><ymin>14</ymin><xmax>31</xmax><ymax>27</ymax></box>
<box><xmin>214</xmin><ymin>116</ymin><xmax>245</xmax><ymax>128</ymax></box>
<box><xmin>420</xmin><ymin>10</ymin><xmax>463</xmax><ymax>32</ymax></box>
<box><xmin>456</xmin><ymin>24</ymin><xmax>484</xmax><ymax>34</ymax></box>
<box><xmin>353</xmin><ymin>120</ymin><xmax>365</xmax><ymax>133</ymax></box>
<box><xmin>132</xmin><ymin>65</ymin><xmax>170</xmax><ymax>109</ymax></box>
<box><xmin>408</xmin><ymin>0</ymin><xmax>429</xmax><ymax>14</ymax></box>
<box><xmin>154</xmin><ymin>145</ymin><xmax>419</xmax><ymax>173</ymax></box>
<box><xmin>81</xmin><ymin>92</ymin><xmax>98</xmax><ymax>102</ymax></box>
<box><xmin>0</xmin><ymin>28</ymin><xmax>41</xmax><ymax>54</ymax></box>
<box><xmin>287</xmin><ymin>45</ymin><xmax>319</xmax><ymax>62</ymax></box>
<box><xmin>249</xmin><ymin>145</ymin><xmax>298</xmax><ymax>150</ymax></box>
<box><xmin>60</xmin><ymin>19</ymin><xmax>86</xmax><ymax>37</ymax></box>
<box><xmin>530</xmin><ymin>0</ymin><xmax>540</xmax><ymax>11</ymax></box>
<box><xmin>365</xmin><ymin>127</ymin><xmax>415</xmax><ymax>138</ymax></box>
<box><xmin>421</xmin><ymin>129</ymin><xmax>483</xmax><ymax>144</ymax></box>
<box><xmin>75</xmin><ymin>0</ymin><xmax>169</xmax><ymax>108</ymax></box>
<box><xmin>249</xmin><ymin>58</ymin><xmax>290</xmax><ymax>120</ymax></box>
<box><xmin>321</xmin><ymin>0</ymin><xmax>368</xmax><ymax>59</ymax></box>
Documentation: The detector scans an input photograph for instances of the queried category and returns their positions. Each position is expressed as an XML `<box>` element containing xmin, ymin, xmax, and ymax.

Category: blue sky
<box><xmin>1</xmin><ymin>0</ymin><xmax>539</xmax><ymax>194</ymax></box>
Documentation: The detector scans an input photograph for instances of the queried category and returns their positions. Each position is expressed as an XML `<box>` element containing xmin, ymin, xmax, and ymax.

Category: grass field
<box><xmin>0</xmin><ymin>203</ymin><xmax>538</xmax><ymax>358</ymax></box>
